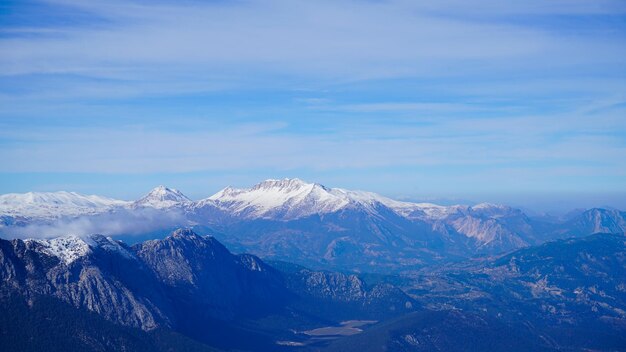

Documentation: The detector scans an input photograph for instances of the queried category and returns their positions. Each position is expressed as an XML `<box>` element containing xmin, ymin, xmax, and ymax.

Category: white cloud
<box><xmin>1</xmin><ymin>0</ymin><xmax>624</xmax><ymax>83</ymax></box>
<box><xmin>1</xmin><ymin>208</ymin><xmax>187</xmax><ymax>239</ymax></box>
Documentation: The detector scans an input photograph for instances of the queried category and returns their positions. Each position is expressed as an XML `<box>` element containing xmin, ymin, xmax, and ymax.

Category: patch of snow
<box><xmin>26</xmin><ymin>236</ymin><xmax>92</xmax><ymax>265</ymax></box>
<box><xmin>472</xmin><ymin>202</ymin><xmax>506</xmax><ymax>210</ymax></box>
<box><xmin>25</xmin><ymin>234</ymin><xmax>134</xmax><ymax>265</ymax></box>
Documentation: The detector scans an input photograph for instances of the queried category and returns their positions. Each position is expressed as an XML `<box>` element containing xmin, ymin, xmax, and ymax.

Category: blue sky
<box><xmin>1</xmin><ymin>0</ymin><xmax>626</xmax><ymax>211</ymax></box>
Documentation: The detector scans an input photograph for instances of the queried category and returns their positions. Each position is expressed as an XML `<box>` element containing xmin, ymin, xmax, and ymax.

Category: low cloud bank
<box><xmin>0</xmin><ymin>208</ymin><xmax>189</xmax><ymax>239</ymax></box>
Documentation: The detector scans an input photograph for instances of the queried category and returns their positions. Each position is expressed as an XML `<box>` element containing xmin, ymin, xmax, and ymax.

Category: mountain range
<box><xmin>1</xmin><ymin>179</ymin><xmax>626</xmax><ymax>350</ymax></box>
<box><xmin>1</xmin><ymin>178</ymin><xmax>625</xmax><ymax>273</ymax></box>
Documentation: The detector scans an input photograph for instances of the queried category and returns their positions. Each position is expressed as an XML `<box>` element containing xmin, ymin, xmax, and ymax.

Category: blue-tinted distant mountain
<box><xmin>404</xmin><ymin>233</ymin><xmax>626</xmax><ymax>351</ymax></box>
<box><xmin>558</xmin><ymin>208</ymin><xmax>626</xmax><ymax>236</ymax></box>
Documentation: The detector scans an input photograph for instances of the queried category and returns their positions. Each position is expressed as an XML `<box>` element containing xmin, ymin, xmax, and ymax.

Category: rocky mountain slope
<box><xmin>401</xmin><ymin>233</ymin><xmax>626</xmax><ymax>351</ymax></box>
<box><xmin>0</xmin><ymin>228</ymin><xmax>415</xmax><ymax>351</ymax></box>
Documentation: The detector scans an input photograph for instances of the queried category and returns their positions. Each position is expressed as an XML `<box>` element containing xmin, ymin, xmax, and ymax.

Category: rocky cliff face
<box><xmin>564</xmin><ymin>208</ymin><xmax>626</xmax><ymax>236</ymax></box>
<box><xmin>0</xmin><ymin>234</ymin><xmax>169</xmax><ymax>329</ymax></box>
<box><xmin>133</xmin><ymin>229</ymin><xmax>291</xmax><ymax>321</ymax></box>
<box><xmin>0</xmin><ymin>229</ymin><xmax>416</xmax><ymax>334</ymax></box>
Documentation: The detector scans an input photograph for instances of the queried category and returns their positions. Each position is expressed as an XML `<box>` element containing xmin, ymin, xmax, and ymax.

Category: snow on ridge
<box><xmin>25</xmin><ymin>235</ymin><xmax>92</xmax><ymax>265</ymax></box>
<box><xmin>0</xmin><ymin>186</ymin><xmax>193</xmax><ymax>218</ymax></box>
<box><xmin>472</xmin><ymin>202</ymin><xmax>508</xmax><ymax>210</ymax></box>
<box><xmin>24</xmin><ymin>234</ymin><xmax>133</xmax><ymax>265</ymax></box>
<box><xmin>0</xmin><ymin>191</ymin><xmax>129</xmax><ymax>219</ymax></box>
<box><xmin>0</xmin><ymin>191</ymin><xmax>126</xmax><ymax>207</ymax></box>
<box><xmin>207</xmin><ymin>178</ymin><xmax>347</xmax><ymax>218</ymax></box>
<box><xmin>205</xmin><ymin>178</ymin><xmax>476</xmax><ymax>220</ymax></box>
<box><xmin>0</xmin><ymin>179</ymin><xmax>514</xmax><ymax>222</ymax></box>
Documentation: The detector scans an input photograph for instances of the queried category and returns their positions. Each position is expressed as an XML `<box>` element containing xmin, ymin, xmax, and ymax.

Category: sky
<box><xmin>1</xmin><ymin>0</ymin><xmax>625</xmax><ymax>212</ymax></box>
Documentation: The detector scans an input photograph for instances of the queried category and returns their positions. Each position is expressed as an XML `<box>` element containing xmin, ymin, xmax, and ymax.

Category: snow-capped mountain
<box><xmin>204</xmin><ymin>178</ymin><xmax>471</xmax><ymax>221</ymax></box>
<box><xmin>0</xmin><ymin>191</ymin><xmax>129</xmax><ymax>219</ymax></box>
<box><xmin>133</xmin><ymin>185</ymin><xmax>191</xmax><ymax>209</ymax></box>
<box><xmin>0</xmin><ymin>186</ymin><xmax>191</xmax><ymax>219</ymax></box>
<box><xmin>199</xmin><ymin>179</ymin><xmax>536</xmax><ymax>253</ymax></box>
<box><xmin>206</xmin><ymin>178</ymin><xmax>367</xmax><ymax>220</ymax></box>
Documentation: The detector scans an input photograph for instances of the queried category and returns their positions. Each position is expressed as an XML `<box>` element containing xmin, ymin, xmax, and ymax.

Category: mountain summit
<box><xmin>207</xmin><ymin>178</ymin><xmax>352</xmax><ymax>219</ymax></box>
<box><xmin>133</xmin><ymin>185</ymin><xmax>191</xmax><ymax>208</ymax></box>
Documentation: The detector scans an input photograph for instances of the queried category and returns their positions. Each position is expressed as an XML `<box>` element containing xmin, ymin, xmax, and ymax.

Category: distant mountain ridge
<box><xmin>0</xmin><ymin>179</ymin><xmax>526</xmax><ymax>222</ymax></box>
<box><xmin>0</xmin><ymin>191</ymin><xmax>129</xmax><ymax>219</ymax></box>
<box><xmin>1</xmin><ymin>178</ymin><xmax>625</xmax><ymax>272</ymax></box>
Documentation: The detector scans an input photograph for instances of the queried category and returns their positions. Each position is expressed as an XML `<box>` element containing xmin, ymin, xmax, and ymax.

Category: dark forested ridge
<box><xmin>0</xmin><ymin>295</ymin><xmax>217</xmax><ymax>352</ymax></box>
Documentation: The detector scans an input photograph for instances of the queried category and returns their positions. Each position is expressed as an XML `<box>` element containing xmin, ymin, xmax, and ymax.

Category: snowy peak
<box><xmin>470</xmin><ymin>202</ymin><xmax>512</xmax><ymax>214</ymax></box>
<box><xmin>207</xmin><ymin>178</ymin><xmax>352</xmax><ymax>219</ymax></box>
<box><xmin>0</xmin><ymin>191</ymin><xmax>128</xmax><ymax>219</ymax></box>
<box><xmin>134</xmin><ymin>185</ymin><xmax>191</xmax><ymax>208</ymax></box>
<box><xmin>250</xmin><ymin>178</ymin><xmax>319</xmax><ymax>192</ymax></box>
<box><xmin>211</xmin><ymin>178</ymin><xmax>324</xmax><ymax>199</ymax></box>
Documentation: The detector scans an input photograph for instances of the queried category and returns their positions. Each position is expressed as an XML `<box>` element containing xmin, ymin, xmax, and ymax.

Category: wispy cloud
<box><xmin>2</xmin><ymin>0</ymin><xmax>624</xmax><ymax>82</ymax></box>
<box><xmin>1</xmin><ymin>0</ymin><xmax>625</xmax><ymax>202</ymax></box>
<box><xmin>1</xmin><ymin>106</ymin><xmax>624</xmax><ymax>174</ymax></box>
